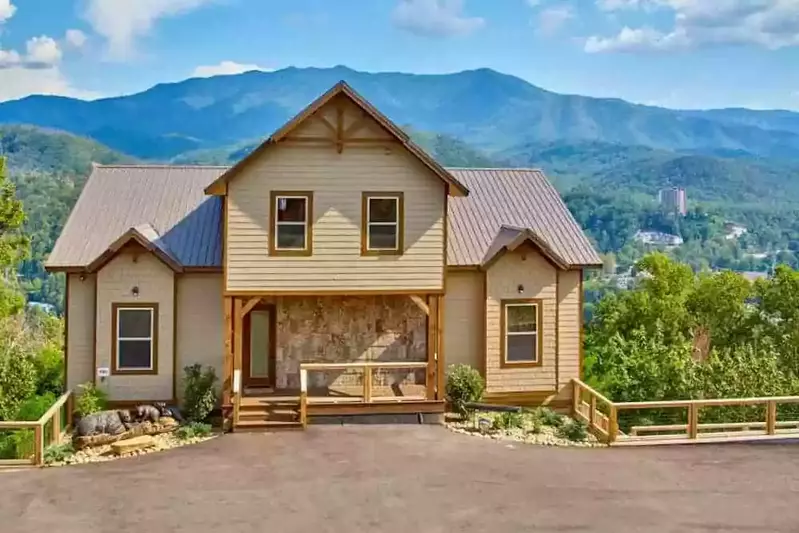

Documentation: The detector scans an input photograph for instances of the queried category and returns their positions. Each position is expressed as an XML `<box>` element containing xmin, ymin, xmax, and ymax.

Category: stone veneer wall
<box><xmin>275</xmin><ymin>295</ymin><xmax>426</xmax><ymax>390</ymax></box>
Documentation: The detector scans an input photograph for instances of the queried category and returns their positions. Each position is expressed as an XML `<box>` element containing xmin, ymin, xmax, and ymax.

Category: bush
<box><xmin>175</xmin><ymin>421</ymin><xmax>213</xmax><ymax>441</ymax></box>
<box><xmin>534</xmin><ymin>407</ymin><xmax>565</xmax><ymax>428</ymax></box>
<box><xmin>528</xmin><ymin>415</ymin><xmax>543</xmax><ymax>434</ymax></box>
<box><xmin>445</xmin><ymin>364</ymin><xmax>484</xmax><ymax>416</ymax></box>
<box><xmin>14</xmin><ymin>392</ymin><xmax>56</xmax><ymax>420</ymax></box>
<box><xmin>33</xmin><ymin>346</ymin><xmax>64</xmax><ymax>396</ymax></box>
<box><xmin>492</xmin><ymin>411</ymin><xmax>523</xmax><ymax>431</ymax></box>
<box><xmin>557</xmin><ymin>419</ymin><xmax>589</xmax><ymax>442</ymax></box>
<box><xmin>75</xmin><ymin>382</ymin><xmax>108</xmax><ymax>418</ymax></box>
<box><xmin>43</xmin><ymin>442</ymin><xmax>74</xmax><ymax>465</ymax></box>
<box><xmin>0</xmin><ymin>351</ymin><xmax>37</xmax><ymax>419</ymax></box>
<box><xmin>182</xmin><ymin>364</ymin><xmax>218</xmax><ymax>422</ymax></box>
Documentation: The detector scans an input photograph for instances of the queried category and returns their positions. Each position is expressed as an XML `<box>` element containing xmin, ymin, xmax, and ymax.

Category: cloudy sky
<box><xmin>1</xmin><ymin>0</ymin><xmax>797</xmax><ymax>110</ymax></box>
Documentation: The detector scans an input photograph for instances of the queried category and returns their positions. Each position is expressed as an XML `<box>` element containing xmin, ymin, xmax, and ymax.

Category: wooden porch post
<box><xmin>426</xmin><ymin>295</ymin><xmax>438</xmax><ymax>400</ymax></box>
<box><xmin>436</xmin><ymin>294</ymin><xmax>445</xmax><ymax>401</ymax></box>
<box><xmin>232</xmin><ymin>298</ymin><xmax>244</xmax><ymax>428</ymax></box>
<box><xmin>222</xmin><ymin>296</ymin><xmax>234</xmax><ymax>420</ymax></box>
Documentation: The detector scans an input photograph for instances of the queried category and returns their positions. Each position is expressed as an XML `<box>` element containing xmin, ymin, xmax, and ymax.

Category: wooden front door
<box><xmin>242</xmin><ymin>304</ymin><xmax>276</xmax><ymax>389</ymax></box>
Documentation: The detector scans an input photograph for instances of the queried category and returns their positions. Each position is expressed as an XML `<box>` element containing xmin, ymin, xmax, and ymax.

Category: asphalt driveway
<box><xmin>3</xmin><ymin>425</ymin><xmax>799</xmax><ymax>533</ymax></box>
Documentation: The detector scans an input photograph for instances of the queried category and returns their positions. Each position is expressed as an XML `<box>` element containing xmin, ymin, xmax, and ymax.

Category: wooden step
<box><xmin>240</xmin><ymin>396</ymin><xmax>300</xmax><ymax>408</ymax></box>
<box><xmin>234</xmin><ymin>419</ymin><xmax>304</xmax><ymax>432</ymax></box>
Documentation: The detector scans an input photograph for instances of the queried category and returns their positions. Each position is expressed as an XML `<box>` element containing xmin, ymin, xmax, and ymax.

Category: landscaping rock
<box><xmin>111</xmin><ymin>436</ymin><xmax>156</xmax><ymax>455</ymax></box>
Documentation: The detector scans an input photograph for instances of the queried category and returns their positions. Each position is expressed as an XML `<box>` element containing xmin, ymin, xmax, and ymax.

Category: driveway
<box><xmin>3</xmin><ymin>425</ymin><xmax>799</xmax><ymax>532</ymax></box>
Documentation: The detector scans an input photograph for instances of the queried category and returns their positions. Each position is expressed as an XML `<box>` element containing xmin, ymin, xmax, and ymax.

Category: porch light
<box><xmin>517</xmin><ymin>284</ymin><xmax>524</xmax><ymax>294</ymax></box>
<box><xmin>131</xmin><ymin>286</ymin><xmax>140</xmax><ymax>297</ymax></box>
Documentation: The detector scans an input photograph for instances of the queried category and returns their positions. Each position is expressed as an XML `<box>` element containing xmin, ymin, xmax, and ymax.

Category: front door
<box><xmin>243</xmin><ymin>304</ymin><xmax>276</xmax><ymax>389</ymax></box>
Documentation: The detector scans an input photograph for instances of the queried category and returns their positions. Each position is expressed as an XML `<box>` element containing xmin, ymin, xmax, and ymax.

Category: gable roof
<box><xmin>45</xmin><ymin>166</ymin><xmax>601</xmax><ymax>272</ymax></box>
<box><xmin>448</xmin><ymin>168</ymin><xmax>601</xmax><ymax>268</ymax></box>
<box><xmin>203</xmin><ymin>81</ymin><xmax>469</xmax><ymax>197</ymax></box>
<box><xmin>46</xmin><ymin>165</ymin><xmax>223</xmax><ymax>270</ymax></box>
<box><xmin>86</xmin><ymin>224</ymin><xmax>183</xmax><ymax>273</ymax></box>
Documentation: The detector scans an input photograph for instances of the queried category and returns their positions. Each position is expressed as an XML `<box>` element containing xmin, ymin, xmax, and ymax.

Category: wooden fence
<box><xmin>0</xmin><ymin>391</ymin><xmax>74</xmax><ymax>467</ymax></box>
<box><xmin>572</xmin><ymin>379</ymin><xmax>799</xmax><ymax>446</ymax></box>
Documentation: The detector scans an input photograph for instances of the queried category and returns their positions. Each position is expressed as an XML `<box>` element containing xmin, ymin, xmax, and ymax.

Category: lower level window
<box><xmin>502</xmin><ymin>301</ymin><xmax>540</xmax><ymax>365</ymax></box>
<box><xmin>114</xmin><ymin>304</ymin><xmax>157</xmax><ymax>373</ymax></box>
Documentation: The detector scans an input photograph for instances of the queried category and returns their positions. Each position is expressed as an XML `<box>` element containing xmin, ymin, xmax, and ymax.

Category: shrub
<box><xmin>528</xmin><ymin>416</ymin><xmax>543</xmax><ymax>435</ymax></box>
<box><xmin>0</xmin><ymin>351</ymin><xmax>37</xmax><ymax>419</ymax></box>
<box><xmin>175</xmin><ymin>421</ymin><xmax>212</xmax><ymax>441</ymax></box>
<box><xmin>557</xmin><ymin>419</ymin><xmax>589</xmax><ymax>442</ymax></box>
<box><xmin>492</xmin><ymin>411</ymin><xmax>523</xmax><ymax>431</ymax></box>
<box><xmin>75</xmin><ymin>382</ymin><xmax>108</xmax><ymax>418</ymax></box>
<box><xmin>33</xmin><ymin>346</ymin><xmax>64</xmax><ymax>397</ymax></box>
<box><xmin>534</xmin><ymin>407</ymin><xmax>565</xmax><ymax>428</ymax></box>
<box><xmin>43</xmin><ymin>442</ymin><xmax>74</xmax><ymax>465</ymax></box>
<box><xmin>445</xmin><ymin>364</ymin><xmax>484</xmax><ymax>416</ymax></box>
<box><xmin>182</xmin><ymin>364</ymin><xmax>218</xmax><ymax>422</ymax></box>
<box><xmin>14</xmin><ymin>392</ymin><xmax>56</xmax><ymax>420</ymax></box>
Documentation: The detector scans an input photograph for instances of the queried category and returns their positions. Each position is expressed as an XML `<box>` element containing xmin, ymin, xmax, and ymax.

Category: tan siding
<box><xmin>485</xmin><ymin>245</ymin><xmax>557</xmax><ymax>393</ymax></box>
<box><xmin>96</xmin><ymin>251</ymin><xmax>175</xmax><ymax>401</ymax></box>
<box><xmin>175</xmin><ymin>274</ymin><xmax>224</xmax><ymax>402</ymax></box>
<box><xmin>557</xmin><ymin>270</ymin><xmax>582</xmax><ymax>388</ymax></box>
<box><xmin>444</xmin><ymin>271</ymin><xmax>483</xmax><ymax>371</ymax></box>
<box><xmin>66</xmin><ymin>274</ymin><xmax>95</xmax><ymax>391</ymax></box>
<box><xmin>226</xmin><ymin>101</ymin><xmax>446</xmax><ymax>292</ymax></box>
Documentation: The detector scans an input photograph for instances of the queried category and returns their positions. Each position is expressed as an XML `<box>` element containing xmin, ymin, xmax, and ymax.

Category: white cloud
<box><xmin>192</xmin><ymin>60</ymin><xmax>270</xmax><ymax>78</ymax></box>
<box><xmin>25</xmin><ymin>36</ymin><xmax>63</xmax><ymax>68</ymax></box>
<box><xmin>588</xmin><ymin>0</ymin><xmax>799</xmax><ymax>52</ymax></box>
<box><xmin>0</xmin><ymin>0</ymin><xmax>15</xmax><ymax>23</ymax></box>
<box><xmin>65</xmin><ymin>29</ymin><xmax>88</xmax><ymax>49</ymax></box>
<box><xmin>0</xmin><ymin>68</ymin><xmax>98</xmax><ymax>102</ymax></box>
<box><xmin>537</xmin><ymin>6</ymin><xmax>574</xmax><ymax>36</ymax></box>
<box><xmin>392</xmin><ymin>0</ymin><xmax>485</xmax><ymax>37</ymax></box>
<box><xmin>83</xmin><ymin>0</ymin><xmax>216</xmax><ymax>59</ymax></box>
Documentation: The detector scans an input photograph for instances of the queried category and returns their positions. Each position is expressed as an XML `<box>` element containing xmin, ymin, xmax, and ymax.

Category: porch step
<box><xmin>236</xmin><ymin>395</ymin><xmax>302</xmax><ymax>430</ymax></box>
<box><xmin>234</xmin><ymin>419</ymin><xmax>304</xmax><ymax>432</ymax></box>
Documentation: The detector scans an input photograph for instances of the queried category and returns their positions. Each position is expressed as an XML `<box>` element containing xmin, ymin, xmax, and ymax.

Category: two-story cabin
<box><xmin>46</xmin><ymin>82</ymin><xmax>601</xmax><ymax>430</ymax></box>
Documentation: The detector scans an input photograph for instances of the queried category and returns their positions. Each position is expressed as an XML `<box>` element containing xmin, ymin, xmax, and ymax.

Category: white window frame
<box><xmin>116</xmin><ymin>307</ymin><xmax>155</xmax><ymax>371</ymax></box>
<box><xmin>274</xmin><ymin>194</ymin><xmax>310</xmax><ymax>251</ymax></box>
<box><xmin>503</xmin><ymin>302</ymin><xmax>540</xmax><ymax>365</ymax></box>
<box><xmin>366</xmin><ymin>195</ymin><xmax>400</xmax><ymax>251</ymax></box>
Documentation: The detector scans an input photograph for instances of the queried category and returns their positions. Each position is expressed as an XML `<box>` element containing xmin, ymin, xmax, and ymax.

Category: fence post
<box><xmin>607</xmin><ymin>405</ymin><xmax>618</xmax><ymax>445</ymax></box>
<box><xmin>572</xmin><ymin>381</ymin><xmax>581</xmax><ymax>418</ymax></box>
<box><xmin>299</xmin><ymin>368</ymin><xmax>308</xmax><ymax>429</ymax></box>
<box><xmin>33</xmin><ymin>425</ymin><xmax>44</xmax><ymax>466</ymax></box>
<box><xmin>767</xmin><ymin>400</ymin><xmax>777</xmax><ymax>436</ymax></box>
<box><xmin>66</xmin><ymin>392</ymin><xmax>74</xmax><ymax>430</ymax></box>
<box><xmin>589</xmin><ymin>395</ymin><xmax>597</xmax><ymax>429</ymax></box>
<box><xmin>363</xmin><ymin>366</ymin><xmax>373</xmax><ymax>403</ymax></box>
<box><xmin>51</xmin><ymin>409</ymin><xmax>61</xmax><ymax>446</ymax></box>
<box><xmin>688</xmin><ymin>404</ymin><xmax>699</xmax><ymax>439</ymax></box>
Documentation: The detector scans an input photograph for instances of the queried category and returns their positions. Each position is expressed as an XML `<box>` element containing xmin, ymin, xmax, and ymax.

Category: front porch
<box><xmin>222</xmin><ymin>293</ymin><xmax>447</xmax><ymax>430</ymax></box>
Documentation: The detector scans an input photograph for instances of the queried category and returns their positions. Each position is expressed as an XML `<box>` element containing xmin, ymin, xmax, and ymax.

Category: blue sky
<box><xmin>0</xmin><ymin>0</ymin><xmax>798</xmax><ymax>110</ymax></box>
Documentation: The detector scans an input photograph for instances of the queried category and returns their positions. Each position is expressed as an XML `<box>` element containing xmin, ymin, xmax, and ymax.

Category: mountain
<box><xmin>0</xmin><ymin>66</ymin><xmax>798</xmax><ymax>161</ymax></box>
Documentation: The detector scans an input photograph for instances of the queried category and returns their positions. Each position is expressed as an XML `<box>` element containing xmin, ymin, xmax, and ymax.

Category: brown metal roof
<box><xmin>46</xmin><ymin>165</ymin><xmax>224</xmax><ymax>269</ymax></box>
<box><xmin>448</xmin><ymin>169</ymin><xmax>601</xmax><ymax>268</ymax></box>
<box><xmin>46</xmin><ymin>165</ymin><xmax>600</xmax><ymax>271</ymax></box>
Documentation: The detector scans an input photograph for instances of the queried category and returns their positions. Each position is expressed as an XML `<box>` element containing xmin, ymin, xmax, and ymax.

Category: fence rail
<box><xmin>0</xmin><ymin>391</ymin><xmax>73</xmax><ymax>467</ymax></box>
<box><xmin>571</xmin><ymin>379</ymin><xmax>799</xmax><ymax>446</ymax></box>
<box><xmin>299</xmin><ymin>361</ymin><xmax>430</xmax><ymax>404</ymax></box>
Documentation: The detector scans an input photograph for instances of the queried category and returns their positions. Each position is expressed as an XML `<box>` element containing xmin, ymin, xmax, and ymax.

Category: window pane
<box><xmin>276</xmin><ymin>224</ymin><xmax>306</xmax><ymax>249</ymax></box>
<box><xmin>368</xmin><ymin>224</ymin><xmax>398</xmax><ymax>250</ymax></box>
<box><xmin>277</xmin><ymin>197</ymin><xmax>307</xmax><ymax>223</ymax></box>
<box><xmin>507</xmin><ymin>335</ymin><xmax>537</xmax><ymax>362</ymax></box>
<box><xmin>369</xmin><ymin>198</ymin><xmax>398</xmax><ymax>223</ymax></box>
<box><xmin>118</xmin><ymin>340</ymin><xmax>152</xmax><ymax>369</ymax></box>
<box><xmin>119</xmin><ymin>309</ymin><xmax>152</xmax><ymax>338</ymax></box>
<box><xmin>507</xmin><ymin>305</ymin><xmax>537</xmax><ymax>333</ymax></box>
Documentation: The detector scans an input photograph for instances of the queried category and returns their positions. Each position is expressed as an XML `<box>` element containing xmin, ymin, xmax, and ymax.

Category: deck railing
<box><xmin>299</xmin><ymin>361</ymin><xmax>430</xmax><ymax>405</ymax></box>
<box><xmin>572</xmin><ymin>379</ymin><xmax>799</xmax><ymax>446</ymax></box>
<box><xmin>0</xmin><ymin>390</ymin><xmax>73</xmax><ymax>467</ymax></box>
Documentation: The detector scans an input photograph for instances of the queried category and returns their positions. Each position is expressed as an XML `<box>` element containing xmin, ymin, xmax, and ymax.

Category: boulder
<box><xmin>111</xmin><ymin>436</ymin><xmax>156</xmax><ymax>455</ymax></box>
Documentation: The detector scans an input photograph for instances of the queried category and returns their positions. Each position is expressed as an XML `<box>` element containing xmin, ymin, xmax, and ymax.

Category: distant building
<box><xmin>740</xmin><ymin>271</ymin><xmax>768</xmax><ymax>282</ymax></box>
<box><xmin>635</xmin><ymin>230</ymin><xmax>684</xmax><ymax>247</ymax></box>
<box><xmin>723</xmin><ymin>222</ymin><xmax>747</xmax><ymax>240</ymax></box>
<box><xmin>659</xmin><ymin>187</ymin><xmax>687</xmax><ymax>215</ymax></box>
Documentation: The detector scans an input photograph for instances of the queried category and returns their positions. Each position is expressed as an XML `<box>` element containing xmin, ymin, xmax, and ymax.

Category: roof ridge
<box><xmin>93</xmin><ymin>163</ymin><xmax>231</xmax><ymax>169</ymax></box>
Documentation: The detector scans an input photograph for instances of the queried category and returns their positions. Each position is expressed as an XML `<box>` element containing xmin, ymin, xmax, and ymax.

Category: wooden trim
<box><xmin>426</xmin><ymin>295</ymin><xmax>437</xmax><ymax>400</ymax></box>
<box><xmin>578</xmin><ymin>271</ymin><xmax>584</xmax><ymax>380</ymax></box>
<box><xmin>63</xmin><ymin>273</ymin><xmax>70</xmax><ymax>392</ymax></box>
<box><xmin>499</xmin><ymin>298</ymin><xmax>544</xmax><ymax>369</ymax></box>
<box><xmin>224</xmin><ymin>289</ymin><xmax>445</xmax><ymax>297</ymax></box>
<box><xmin>269</xmin><ymin>191</ymin><xmax>314</xmax><ymax>257</ymax></box>
<box><xmin>555</xmin><ymin>270</ymin><xmax>560</xmax><ymax>391</ymax></box>
<box><xmin>480</xmin><ymin>271</ymin><xmax>487</xmax><ymax>380</ymax></box>
<box><xmin>442</xmin><ymin>191</ymin><xmax>449</xmax><ymax>291</ymax></box>
<box><xmin>436</xmin><ymin>294</ymin><xmax>445</xmax><ymax>401</ymax></box>
<box><xmin>409</xmin><ymin>295</ymin><xmax>430</xmax><ymax>315</ymax></box>
<box><xmin>223</xmin><ymin>195</ymin><xmax>228</xmax><ymax>291</ymax></box>
<box><xmin>222</xmin><ymin>296</ymin><xmax>233</xmax><ymax>408</ymax></box>
<box><xmin>43</xmin><ymin>266</ymin><xmax>86</xmax><ymax>273</ymax></box>
<box><xmin>172</xmin><ymin>277</ymin><xmax>178</xmax><ymax>401</ymax></box>
<box><xmin>241</xmin><ymin>296</ymin><xmax>262</xmax><ymax>318</ymax></box>
<box><xmin>92</xmin><ymin>277</ymin><xmax>97</xmax><ymax>386</ymax></box>
<box><xmin>110</xmin><ymin>302</ymin><xmax>159</xmax><ymax>375</ymax></box>
<box><xmin>447</xmin><ymin>265</ymin><xmax>480</xmax><ymax>272</ymax></box>
<box><xmin>86</xmin><ymin>230</ymin><xmax>183</xmax><ymax>274</ymax></box>
<box><xmin>242</xmin><ymin>303</ymin><xmax>277</xmax><ymax>389</ymax></box>
<box><xmin>360</xmin><ymin>192</ymin><xmax>405</xmax><ymax>256</ymax></box>
<box><xmin>183</xmin><ymin>266</ymin><xmax>222</xmax><ymax>273</ymax></box>
<box><xmin>301</xmin><ymin>361</ymin><xmax>428</xmax><ymax>371</ymax></box>
<box><xmin>307</xmin><ymin>400</ymin><xmax>445</xmax><ymax>417</ymax></box>
<box><xmin>233</xmin><ymin>298</ymin><xmax>244</xmax><ymax>425</ymax></box>
<box><xmin>483</xmin><ymin>390</ymin><xmax>563</xmax><ymax>408</ymax></box>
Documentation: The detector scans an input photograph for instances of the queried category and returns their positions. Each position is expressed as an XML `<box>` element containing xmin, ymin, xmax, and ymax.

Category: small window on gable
<box><xmin>362</xmin><ymin>192</ymin><xmax>404</xmax><ymax>255</ymax></box>
<box><xmin>113</xmin><ymin>304</ymin><xmax>158</xmax><ymax>374</ymax></box>
<box><xmin>270</xmin><ymin>192</ymin><xmax>313</xmax><ymax>256</ymax></box>
<box><xmin>501</xmin><ymin>300</ymin><xmax>541</xmax><ymax>367</ymax></box>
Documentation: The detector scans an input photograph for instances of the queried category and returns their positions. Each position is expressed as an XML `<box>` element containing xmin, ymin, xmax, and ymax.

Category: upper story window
<box><xmin>113</xmin><ymin>303</ymin><xmax>158</xmax><ymax>374</ymax></box>
<box><xmin>362</xmin><ymin>192</ymin><xmax>404</xmax><ymax>256</ymax></box>
<box><xmin>501</xmin><ymin>300</ymin><xmax>542</xmax><ymax>368</ymax></box>
<box><xmin>270</xmin><ymin>191</ymin><xmax>313</xmax><ymax>256</ymax></box>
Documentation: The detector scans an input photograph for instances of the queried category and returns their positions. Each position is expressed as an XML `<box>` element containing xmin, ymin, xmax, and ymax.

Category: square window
<box><xmin>368</xmin><ymin>224</ymin><xmax>398</xmax><ymax>250</ymax></box>
<box><xmin>368</xmin><ymin>198</ymin><xmax>398</xmax><ymax>223</ymax></box>
<box><xmin>276</xmin><ymin>224</ymin><xmax>306</xmax><ymax>249</ymax></box>
<box><xmin>118</xmin><ymin>340</ymin><xmax>153</xmax><ymax>369</ymax></box>
<box><xmin>114</xmin><ymin>306</ymin><xmax>156</xmax><ymax>373</ymax></box>
<box><xmin>277</xmin><ymin>197</ymin><xmax>307</xmax><ymax>223</ymax></box>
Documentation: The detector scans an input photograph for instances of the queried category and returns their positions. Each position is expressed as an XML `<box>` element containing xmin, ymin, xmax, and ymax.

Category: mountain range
<box><xmin>0</xmin><ymin>66</ymin><xmax>798</xmax><ymax>162</ymax></box>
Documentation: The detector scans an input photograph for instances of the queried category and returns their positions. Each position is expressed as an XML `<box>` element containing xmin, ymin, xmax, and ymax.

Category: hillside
<box><xmin>1</xmin><ymin>66</ymin><xmax>798</xmax><ymax>161</ymax></box>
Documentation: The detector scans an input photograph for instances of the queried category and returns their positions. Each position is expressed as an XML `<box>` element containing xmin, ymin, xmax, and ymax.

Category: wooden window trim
<box><xmin>111</xmin><ymin>302</ymin><xmax>159</xmax><ymax>375</ymax></box>
<box><xmin>499</xmin><ymin>299</ymin><xmax>543</xmax><ymax>369</ymax></box>
<box><xmin>361</xmin><ymin>192</ymin><xmax>404</xmax><ymax>256</ymax></box>
<box><xmin>269</xmin><ymin>191</ymin><xmax>314</xmax><ymax>257</ymax></box>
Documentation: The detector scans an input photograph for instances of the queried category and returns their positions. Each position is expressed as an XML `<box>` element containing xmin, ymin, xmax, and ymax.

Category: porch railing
<box><xmin>0</xmin><ymin>390</ymin><xmax>74</xmax><ymax>467</ymax></box>
<box><xmin>299</xmin><ymin>361</ymin><xmax>430</xmax><ymax>401</ymax></box>
<box><xmin>572</xmin><ymin>379</ymin><xmax>799</xmax><ymax>446</ymax></box>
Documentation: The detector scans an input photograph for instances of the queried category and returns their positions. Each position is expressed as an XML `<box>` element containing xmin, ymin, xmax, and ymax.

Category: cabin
<box><xmin>45</xmin><ymin>81</ymin><xmax>601</xmax><ymax>430</ymax></box>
